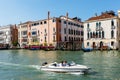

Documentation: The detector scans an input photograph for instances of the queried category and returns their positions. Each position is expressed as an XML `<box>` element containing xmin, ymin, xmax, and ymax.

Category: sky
<box><xmin>0</xmin><ymin>0</ymin><xmax>120</xmax><ymax>26</ymax></box>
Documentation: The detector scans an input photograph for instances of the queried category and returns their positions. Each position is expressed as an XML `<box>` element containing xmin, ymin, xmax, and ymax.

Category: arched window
<box><xmin>96</xmin><ymin>23</ymin><xmax>98</xmax><ymax>28</ymax></box>
<box><xmin>70</xmin><ymin>29</ymin><xmax>72</xmax><ymax>34</ymax></box>
<box><xmin>111</xmin><ymin>30</ymin><xmax>114</xmax><ymax>38</ymax></box>
<box><xmin>69</xmin><ymin>29</ymin><xmax>70</xmax><ymax>34</ymax></box>
<box><xmin>99</xmin><ymin>22</ymin><xmax>101</xmax><ymax>27</ymax></box>
<box><xmin>111</xmin><ymin>41</ymin><xmax>114</xmax><ymax>46</ymax></box>
<box><xmin>74</xmin><ymin>30</ymin><xmax>75</xmax><ymax>35</ymax></box>
<box><xmin>81</xmin><ymin>31</ymin><xmax>83</xmax><ymax>36</ymax></box>
<box><xmin>102</xmin><ymin>31</ymin><xmax>104</xmax><ymax>38</ymax></box>
<box><xmin>99</xmin><ymin>31</ymin><xmax>101</xmax><ymax>38</ymax></box>
<box><xmin>111</xmin><ymin>20</ymin><xmax>114</xmax><ymax>26</ymax></box>
<box><xmin>65</xmin><ymin>36</ymin><xmax>67</xmax><ymax>41</ymax></box>
<box><xmin>96</xmin><ymin>32</ymin><xmax>98</xmax><ymax>38</ymax></box>
<box><xmin>87</xmin><ymin>23</ymin><xmax>89</xmax><ymax>27</ymax></box>
<box><xmin>93</xmin><ymin>32</ymin><xmax>95</xmax><ymax>38</ymax></box>
<box><xmin>90</xmin><ymin>32</ymin><xmax>92</xmax><ymax>38</ymax></box>
<box><xmin>87</xmin><ymin>32</ymin><xmax>89</xmax><ymax>39</ymax></box>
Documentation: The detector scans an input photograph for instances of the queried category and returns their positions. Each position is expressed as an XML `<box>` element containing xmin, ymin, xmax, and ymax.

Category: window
<box><xmin>53</xmin><ymin>36</ymin><xmax>55</xmax><ymax>42</ymax></box>
<box><xmin>90</xmin><ymin>32</ymin><xmax>92</xmax><ymax>38</ymax></box>
<box><xmin>102</xmin><ymin>31</ymin><xmax>104</xmax><ymax>38</ymax></box>
<box><xmin>45</xmin><ymin>29</ymin><xmax>46</xmax><ymax>33</ymax></box>
<box><xmin>111</xmin><ymin>41</ymin><xmax>114</xmax><ymax>46</ymax></box>
<box><xmin>87</xmin><ymin>23</ymin><xmax>89</xmax><ymax>27</ymax></box>
<box><xmin>40</xmin><ymin>22</ymin><xmax>43</xmax><ymax>24</ymax></box>
<box><xmin>87</xmin><ymin>26</ymin><xmax>89</xmax><ymax>29</ymax></box>
<box><xmin>81</xmin><ymin>31</ymin><xmax>83</xmax><ymax>36</ymax></box>
<box><xmin>69</xmin><ymin>37</ymin><xmax>71</xmax><ymax>41</ymax></box>
<box><xmin>22</xmin><ymin>31</ymin><xmax>27</xmax><ymax>35</ymax></box>
<box><xmin>93</xmin><ymin>32</ymin><xmax>95</xmax><ymax>38</ymax></box>
<box><xmin>65</xmin><ymin>36</ymin><xmax>67</xmax><ymax>41</ymax></box>
<box><xmin>87</xmin><ymin>33</ymin><xmax>89</xmax><ymax>39</ymax></box>
<box><xmin>64</xmin><ymin>28</ymin><xmax>66</xmax><ymax>34</ymax></box>
<box><xmin>68</xmin><ymin>22</ymin><xmax>71</xmax><ymax>25</ymax></box>
<box><xmin>81</xmin><ymin>25</ymin><xmax>84</xmax><ymax>28</ymax></box>
<box><xmin>111</xmin><ymin>20</ymin><xmax>114</xmax><ymax>26</ymax></box>
<box><xmin>52</xmin><ymin>19</ymin><xmax>56</xmax><ymax>22</ymax></box>
<box><xmin>53</xmin><ymin>28</ymin><xmax>55</xmax><ymax>32</ymax></box>
<box><xmin>74</xmin><ymin>30</ymin><xmax>75</xmax><ymax>35</ymax></box>
<box><xmin>111</xmin><ymin>30</ymin><xmax>114</xmax><ymax>38</ymax></box>
<box><xmin>96</xmin><ymin>23</ymin><xmax>98</xmax><ymax>27</ymax></box>
<box><xmin>96</xmin><ymin>32</ymin><xmax>98</xmax><ymax>38</ymax></box>
<box><xmin>99</xmin><ymin>22</ymin><xmax>101</xmax><ymax>27</ymax></box>
<box><xmin>69</xmin><ymin>29</ymin><xmax>70</xmax><ymax>34</ymax></box>
<box><xmin>81</xmin><ymin>38</ymin><xmax>83</xmax><ymax>42</ymax></box>
<box><xmin>64</xmin><ymin>21</ymin><xmax>66</xmax><ymax>24</ymax></box>
<box><xmin>99</xmin><ymin>31</ymin><xmax>101</xmax><ymax>38</ymax></box>
<box><xmin>45</xmin><ymin>36</ymin><xmax>47</xmax><ymax>42</ymax></box>
<box><xmin>32</xmin><ymin>31</ymin><xmax>37</xmax><ymax>35</ymax></box>
<box><xmin>44</xmin><ymin>21</ymin><xmax>47</xmax><ymax>24</ymax></box>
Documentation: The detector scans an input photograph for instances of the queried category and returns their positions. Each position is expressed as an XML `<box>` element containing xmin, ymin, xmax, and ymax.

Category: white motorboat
<box><xmin>40</xmin><ymin>61</ymin><xmax>91</xmax><ymax>74</ymax></box>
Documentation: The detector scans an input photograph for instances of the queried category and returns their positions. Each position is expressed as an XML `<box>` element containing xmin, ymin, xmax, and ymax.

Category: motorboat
<box><xmin>82</xmin><ymin>48</ymin><xmax>93</xmax><ymax>52</ymax></box>
<box><xmin>40</xmin><ymin>61</ymin><xmax>91</xmax><ymax>74</ymax></box>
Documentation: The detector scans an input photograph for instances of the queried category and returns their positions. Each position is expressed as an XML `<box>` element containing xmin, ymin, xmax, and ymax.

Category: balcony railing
<box><xmin>111</xmin><ymin>26</ymin><xmax>115</xmax><ymax>29</ymax></box>
<box><xmin>44</xmin><ymin>33</ymin><xmax>47</xmax><ymax>36</ymax></box>
<box><xmin>87</xmin><ymin>28</ymin><xmax>91</xmax><ymax>32</ymax></box>
<box><xmin>96</xmin><ymin>27</ymin><xmax>103</xmax><ymax>31</ymax></box>
<box><xmin>53</xmin><ymin>32</ymin><xmax>56</xmax><ymax>35</ymax></box>
<box><xmin>22</xmin><ymin>34</ymin><xmax>27</xmax><ymax>37</ymax></box>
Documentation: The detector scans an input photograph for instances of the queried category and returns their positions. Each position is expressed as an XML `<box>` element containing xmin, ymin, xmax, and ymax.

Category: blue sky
<box><xmin>0</xmin><ymin>0</ymin><xmax>120</xmax><ymax>26</ymax></box>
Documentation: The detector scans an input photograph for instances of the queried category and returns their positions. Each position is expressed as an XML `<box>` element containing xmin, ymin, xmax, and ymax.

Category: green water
<box><xmin>0</xmin><ymin>50</ymin><xmax>120</xmax><ymax>80</ymax></box>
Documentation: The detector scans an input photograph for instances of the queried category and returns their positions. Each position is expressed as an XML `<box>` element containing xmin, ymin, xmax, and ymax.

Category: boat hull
<box><xmin>41</xmin><ymin>65</ymin><xmax>91</xmax><ymax>73</ymax></box>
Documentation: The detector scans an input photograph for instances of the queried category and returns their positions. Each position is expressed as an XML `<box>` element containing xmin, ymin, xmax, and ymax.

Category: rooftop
<box><xmin>87</xmin><ymin>10</ymin><xmax>117</xmax><ymax>21</ymax></box>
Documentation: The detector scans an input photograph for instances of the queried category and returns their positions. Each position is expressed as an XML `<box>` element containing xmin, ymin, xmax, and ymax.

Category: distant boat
<box><xmin>0</xmin><ymin>47</ymin><xmax>9</xmax><ymax>50</ymax></box>
<box><xmin>29</xmin><ymin>46</ymin><xmax>40</xmax><ymax>50</ymax></box>
<box><xmin>82</xmin><ymin>43</ymin><xmax>93</xmax><ymax>52</ymax></box>
<box><xmin>82</xmin><ymin>48</ymin><xmax>93</xmax><ymax>52</ymax></box>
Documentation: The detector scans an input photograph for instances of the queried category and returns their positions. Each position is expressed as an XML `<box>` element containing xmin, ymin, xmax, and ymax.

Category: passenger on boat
<box><xmin>62</xmin><ymin>61</ymin><xmax>67</xmax><ymax>66</ymax></box>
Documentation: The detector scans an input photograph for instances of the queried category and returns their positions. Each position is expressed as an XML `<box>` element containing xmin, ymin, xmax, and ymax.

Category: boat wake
<box><xmin>0</xmin><ymin>61</ymin><xmax>89</xmax><ymax>75</ymax></box>
<box><xmin>0</xmin><ymin>61</ymin><xmax>41</xmax><ymax>70</ymax></box>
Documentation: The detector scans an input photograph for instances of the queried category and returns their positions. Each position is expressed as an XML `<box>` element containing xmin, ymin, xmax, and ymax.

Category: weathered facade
<box><xmin>84</xmin><ymin>10</ymin><xmax>120</xmax><ymax>50</ymax></box>
<box><xmin>18</xmin><ymin>13</ymin><xmax>84</xmax><ymax>50</ymax></box>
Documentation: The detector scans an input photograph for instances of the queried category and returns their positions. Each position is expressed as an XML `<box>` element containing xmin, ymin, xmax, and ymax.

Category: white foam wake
<box><xmin>0</xmin><ymin>61</ymin><xmax>41</xmax><ymax>70</ymax></box>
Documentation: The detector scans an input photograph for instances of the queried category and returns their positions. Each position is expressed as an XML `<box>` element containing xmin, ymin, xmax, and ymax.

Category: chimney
<box><xmin>48</xmin><ymin>11</ymin><xmax>50</xmax><ymax>20</ymax></box>
<box><xmin>118</xmin><ymin>10</ymin><xmax>120</xmax><ymax>18</ymax></box>
<box><xmin>66</xmin><ymin>12</ymin><xmax>68</xmax><ymax>18</ymax></box>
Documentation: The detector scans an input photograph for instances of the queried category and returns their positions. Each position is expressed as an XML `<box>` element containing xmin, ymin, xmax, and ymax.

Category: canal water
<box><xmin>0</xmin><ymin>50</ymin><xmax>120</xmax><ymax>80</ymax></box>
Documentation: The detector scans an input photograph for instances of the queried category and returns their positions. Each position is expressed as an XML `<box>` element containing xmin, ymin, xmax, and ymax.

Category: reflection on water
<box><xmin>0</xmin><ymin>50</ymin><xmax>120</xmax><ymax>80</ymax></box>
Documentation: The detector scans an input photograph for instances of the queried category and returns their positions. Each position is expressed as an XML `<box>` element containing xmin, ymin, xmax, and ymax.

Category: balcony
<box><xmin>87</xmin><ymin>28</ymin><xmax>91</xmax><ymax>32</ymax></box>
<box><xmin>53</xmin><ymin>32</ymin><xmax>56</xmax><ymax>35</ymax></box>
<box><xmin>22</xmin><ymin>34</ymin><xmax>27</xmax><ymax>37</ymax></box>
<box><xmin>44</xmin><ymin>33</ymin><xmax>47</xmax><ymax>36</ymax></box>
<box><xmin>111</xmin><ymin>26</ymin><xmax>115</xmax><ymax>29</ymax></box>
<box><xmin>31</xmin><ymin>34</ymin><xmax>37</xmax><ymax>37</ymax></box>
<box><xmin>96</xmin><ymin>27</ymin><xmax>103</xmax><ymax>31</ymax></box>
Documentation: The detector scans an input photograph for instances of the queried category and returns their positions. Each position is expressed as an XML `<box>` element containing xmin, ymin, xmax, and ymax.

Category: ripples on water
<box><xmin>0</xmin><ymin>50</ymin><xmax>120</xmax><ymax>80</ymax></box>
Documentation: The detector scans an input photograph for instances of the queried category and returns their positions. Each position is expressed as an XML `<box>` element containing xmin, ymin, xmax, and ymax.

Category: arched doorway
<box><xmin>100</xmin><ymin>41</ymin><xmax>103</xmax><ymax>48</ymax></box>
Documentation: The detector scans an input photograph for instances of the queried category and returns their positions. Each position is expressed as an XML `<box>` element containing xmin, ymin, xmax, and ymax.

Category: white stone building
<box><xmin>84</xmin><ymin>11</ymin><xmax>120</xmax><ymax>50</ymax></box>
<box><xmin>0</xmin><ymin>25</ymin><xmax>18</xmax><ymax>48</ymax></box>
